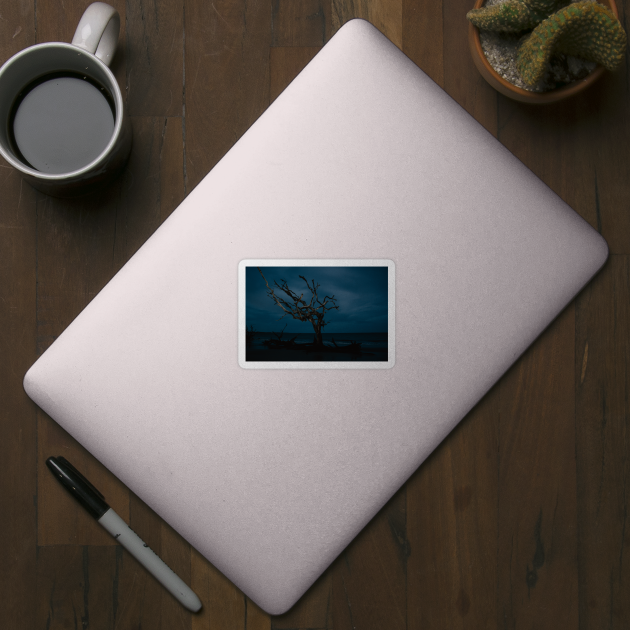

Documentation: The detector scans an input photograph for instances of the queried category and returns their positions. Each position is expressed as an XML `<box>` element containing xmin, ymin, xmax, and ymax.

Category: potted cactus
<box><xmin>467</xmin><ymin>0</ymin><xmax>627</xmax><ymax>102</ymax></box>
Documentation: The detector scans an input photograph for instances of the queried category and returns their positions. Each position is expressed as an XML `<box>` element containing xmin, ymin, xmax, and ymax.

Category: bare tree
<box><xmin>257</xmin><ymin>267</ymin><xmax>339</xmax><ymax>348</ymax></box>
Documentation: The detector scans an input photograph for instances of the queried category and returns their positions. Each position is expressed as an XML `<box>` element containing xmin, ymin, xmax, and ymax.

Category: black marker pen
<box><xmin>46</xmin><ymin>456</ymin><xmax>202</xmax><ymax>612</ymax></box>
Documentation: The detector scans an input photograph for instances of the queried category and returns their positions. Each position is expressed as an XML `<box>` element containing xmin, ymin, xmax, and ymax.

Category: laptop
<box><xmin>23</xmin><ymin>19</ymin><xmax>608</xmax><ymax>614</ymax></box>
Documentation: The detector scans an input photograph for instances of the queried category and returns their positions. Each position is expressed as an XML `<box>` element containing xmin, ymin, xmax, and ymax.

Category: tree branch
<box><xmin>257</xmin><ymin>267</ymin><xmax>340</xmax><ymax>334</ymax></box>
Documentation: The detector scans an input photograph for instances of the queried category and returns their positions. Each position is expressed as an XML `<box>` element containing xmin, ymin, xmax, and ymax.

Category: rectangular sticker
<box><xmin>238</xmin><ymin>260</ymin><xmax>395</xmax><ymax>369</ymax></box>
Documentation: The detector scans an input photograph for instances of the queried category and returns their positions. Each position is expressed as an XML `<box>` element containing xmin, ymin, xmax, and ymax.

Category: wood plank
<box><xmin>271</xmin><ymin>573</ymin><xmax>332</xmax><ymax>629</ymax></box>
<box><xmin>270</xmin><ymin>47</ymin><xmax>321</xmax><ymax>103</ymax></box>
<box><xmin>583</xmin><ymin>72</ymin><xmax>630</xmax><ymax>254</ymax></box>
<box><xmin>407</xmin><ymin>392</ymin><xmax>499</xmax><ymax>629</ymax></box>
<box><xmin>184</xmin><ymin>0</ymin><xmax>272</xmax><ymax>192</ymax></box>
<box><xmin>575</xmin><ymin>256</ymin><xmax>630</xmax><ymax>629</ymax></box>
<box><xmin>188</xmin><ymin>547</ymin><xmax>270</xmax><ymax>630</ymax></box>
<box><xmin>496</xmin><ymin>97</ymin><xmax>598</xmax><ymax>222</ymax></box>
<box><xmin>0</xmin><ymin>0</ymin><xmax>36</xmax><ymax>55</ymax></box>
<box><xmin>36</xmin><ymin>545</ymin><xmax>119</xmax><ymax>630</ymax></box>
<box><xmin>331</xmin><ymin>486</ymin><xmax>407</xmax><ymax>630</ymax></box>
<box><xmin>190</xmin><ymin>548</ymin><xmax>247</xmax><ymax>630</ymax></box>
<box><xmin>247</xmin><ymin>599</ymin><xmax>272</xmax><ymax>630</ymax></box>
<box><xmin>271</xmin><ymin>0</ymin><xmax>332</xmax><ymax>46</ymax></box>
<box><xmin>126</xmin><ymin>0</ymin><xmax>184</xmax><ymax>116</ymax></box>
<box><xmin>331</xmin><ymin>0</ymin><xmax>402</xmax><ymax>48</ymax></box>
<box><xmin>112</xmin><ymin>116</ymin><xmax>185</xmax><ymax>270</ymax></box>
<box><xmin>159</xmin><ymin>117</ymin><xmax>187</xmax><ymax>219</ymax></box>
<box><xmin>33</xmin><ymin>186</ymin><xmax>121</xmax><ymax>355</ymax></box>
<box><xmin>443</xmin><ymin>0</ymin><xmax>497</xmax><ymax>131</ymax></box>
<box><xmin>0</xmin><ymin>133</ymin><xmax>38</xmax><ymax>630</ymax></box>
<box><xmin>402</xmin><ymin>0</ymin><xmax>444</xmax><ymax>88</ymax></box>
<box><xmin>497</xmin><ymin>305</ymin><xmax>578</xmax><ymax>628</ymax></box>
<box><xmin>0</xmin><ymin>4</ymin><xmax>38</xmax><ymax>628</ymax></box>
<box><xmin>244</xmin><ymin>597</ymin><xmax>271</xmax><ymax>630</ymax></box>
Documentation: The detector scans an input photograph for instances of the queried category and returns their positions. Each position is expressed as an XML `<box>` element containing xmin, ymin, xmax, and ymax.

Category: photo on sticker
<box><xmin>245</xmin><ymin>265</ymin><xmax>388</xmax><ymax>362</ymax></box>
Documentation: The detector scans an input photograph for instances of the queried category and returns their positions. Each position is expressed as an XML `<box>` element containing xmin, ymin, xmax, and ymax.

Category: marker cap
<box><xmin>46</xmin><ymin>456</ymin><xmax>110</xmax><ymax>519</ymax></box>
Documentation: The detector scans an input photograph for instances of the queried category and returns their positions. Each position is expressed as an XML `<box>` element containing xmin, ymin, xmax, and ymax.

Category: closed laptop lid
<box><xmin>24</xmin><ymin>19</ymin><xmax>607</xmax><ymax>614</ymax></box>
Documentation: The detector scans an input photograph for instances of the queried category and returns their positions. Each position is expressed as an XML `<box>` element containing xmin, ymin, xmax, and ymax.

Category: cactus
<box><xmin>516</xmin><ymin>1</ymin><xmax>627</xmax><ymax>85</ymax></box>
<box><xmin>467</xmin><ymin>0</ymin><xmax>568</xmax><ymax>33</ymax></box>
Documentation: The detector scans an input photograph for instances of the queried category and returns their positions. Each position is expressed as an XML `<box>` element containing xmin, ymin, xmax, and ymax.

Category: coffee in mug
<box><xmin>11</xmin><ymin>72</ymin><xmax>116</xmax><ymax>174</ymax></box>
<box><xmin>0</xmin><ymin>2</ymin><xmax>131</xmax><ymax>197</ymax></box>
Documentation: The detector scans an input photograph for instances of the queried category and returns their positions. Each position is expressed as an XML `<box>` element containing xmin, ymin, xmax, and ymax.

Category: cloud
<box><xmin>245</xmin><ymin>265</ymin><xmax>388</xmax><ymax>332</ymax></box>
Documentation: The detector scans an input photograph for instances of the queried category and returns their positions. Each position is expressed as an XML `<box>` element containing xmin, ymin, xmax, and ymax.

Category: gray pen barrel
<box><xmin>98</xmin><ymin>508</ymin><xmax>202</xmax><ymax>612</ymax></box>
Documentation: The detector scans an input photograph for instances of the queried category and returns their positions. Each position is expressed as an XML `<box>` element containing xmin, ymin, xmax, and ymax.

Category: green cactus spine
<box><xmin>467</xmin><ymin>0</ymin><xmax>568</xmax><ymax>33</ymax></box>
<box><xmin>516</xmin><ymin>1</ymin><xmax>627</xmax><ymax>85</ymax></box>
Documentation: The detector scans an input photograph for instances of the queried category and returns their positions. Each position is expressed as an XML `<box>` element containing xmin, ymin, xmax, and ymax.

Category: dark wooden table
<box><xmin>1</xmin><ymin>1</ymin><xmax>628</xmax><ymax>628</ymax></box>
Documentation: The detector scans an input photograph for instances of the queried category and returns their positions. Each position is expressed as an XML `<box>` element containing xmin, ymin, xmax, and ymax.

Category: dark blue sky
<box><xmin>246</xmin><ymin>266</ymin><xmax>388</xmax><ymax>333</ymax></box>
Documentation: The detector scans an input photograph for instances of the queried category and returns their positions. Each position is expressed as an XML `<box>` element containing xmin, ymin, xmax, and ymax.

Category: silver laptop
<box><xmin>24</xmin><ymin>19</ymin><xmax>608</xmax><ymax>614</ymax></box>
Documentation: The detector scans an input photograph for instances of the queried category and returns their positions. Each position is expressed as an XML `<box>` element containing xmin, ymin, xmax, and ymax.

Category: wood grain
<box><xmin>271</xmin><ymin>573</ymin><xmax>332</xmax><ymax>629</ymax></box>
<box><xmin>0</xmin><ymin>5</ymin><xmax>38</xmax><ymax>629</ymax></box>
<box><xmin>407</xmin><ymin>392</ymin><xmax>499</xmax><ymax>629</ymax></box>
<box><xmin>0</xmin><ymin>149</ymin><xmax>38</xmax><ymax>630</ymax></box>
<box><xmin>270</xmin><ymin>47</ymin><xmax>321</xmax><ymax>102</ymax></box>
<box><xmin>36</xmin><ymin>545</ymin><xmax>119</xmax><ymax>630</ymax></box>
<box><xmin>1</xmin><ymin>0</ymin><xmax>629</xmax><ymax>627</ymax></box>
<box><xmin>35</xmin><ymin>0</ymin><xmax>124</xmax><ymax>46</ymax></box>
<box><xmin>443</xmin><ymin>0</ymin><xmax>497</xmax><ymax>131</ymax></box>
<box><xmin>497</xmin><ymin>304</ymin><xmax>579</xmax><ymax>629</ymax></box>
<box><xmin>0</xmin><ymin>0</ymin><xmax>35</xmax><ymax>55</ymax></box>
<box><xmin>583</xmin><ymin>72</ymin><xmax>630</xmax><ymax>254</ymax></box>
<box><xmin>331</xmin><ymin>486</ymin><xmax>408</xmax><ymax>630</ymax></box>
<box><xmin>184</xmin><ymin>0</ymin><xmax>271</xmax><ymax>191</ymax></box>
<box><xmin>190</xmin><ymin>549</ymin><xmax>248</xmax><ymax>630</ymax></box>
<box><xmin>112</xmin><ymin>116</ymin><xmax>185</xmax><ymax>270</ymax></box>
<box><xmin>576</xmin><ymin>256</ymin><xmax>630</xmax><ymax>629</ymax></box>
<box><xmin>271</xmin><ymin>0</ymin><xmax>332</xmax><ymax>46</ymax></box>
<box><xmin>403</xmin><ymin>0</ymin><xmax>444</xmax><ymax>88</ymax></box>
<box><xmin>332</xmin><ymin>0</ymin><xmax>403</xmax><ymax>48</ymax></box>
<box><xmin>125</xmin><ymin>0</ymin><xmax>184</xmax><ymax>117</ymax></box>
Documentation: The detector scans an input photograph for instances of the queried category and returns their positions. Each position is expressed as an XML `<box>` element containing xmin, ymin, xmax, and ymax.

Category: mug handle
<box><xmin>71</xmin><ymin>2</ymin><xmax>120</xmax><ymax>67</ymax></box>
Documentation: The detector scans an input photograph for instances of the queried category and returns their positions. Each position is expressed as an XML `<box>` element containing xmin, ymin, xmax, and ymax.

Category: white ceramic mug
<box><xmin>0</xmin><ymin>2</ymin><xmax>131</xmax><ymax>197</ymax></box>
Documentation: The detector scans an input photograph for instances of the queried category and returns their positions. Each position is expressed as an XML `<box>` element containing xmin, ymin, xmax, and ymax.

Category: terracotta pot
<box><xmin>468</xmin><ymin>0</ymin><xmax>619</xmax><ymax>103</ymax></box>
